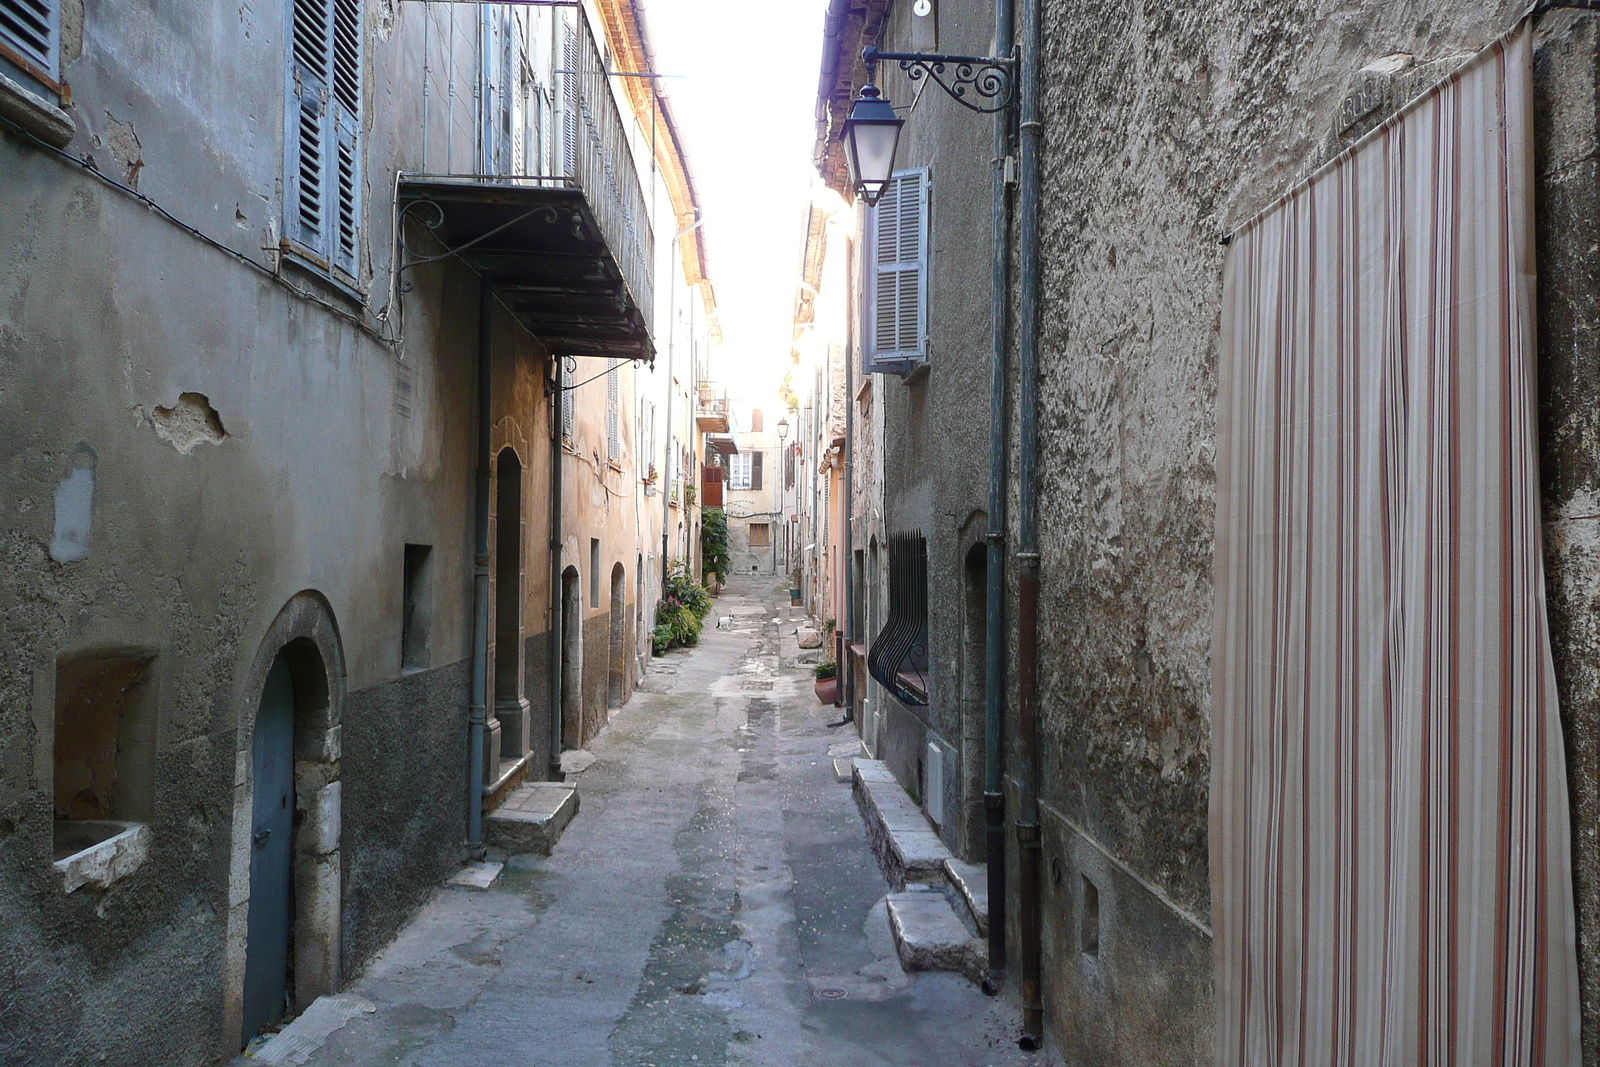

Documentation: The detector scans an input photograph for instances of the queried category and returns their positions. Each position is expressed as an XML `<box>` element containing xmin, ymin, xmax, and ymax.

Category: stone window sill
<box><xmin>0</xmin><ymin>69</ymin><xmax>74</xmax><ymax>148</ymax></box>
<box><xmin>53</xmin><ymin>821</ymin><xmax>151</xmax><ymax>893</ymax></box>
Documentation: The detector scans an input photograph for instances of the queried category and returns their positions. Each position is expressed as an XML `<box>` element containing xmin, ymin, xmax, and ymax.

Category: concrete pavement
<box><xmin>273</xmin><ymin>577</ymin><xmax>1044</xmax><ymax>1067</ymax></box>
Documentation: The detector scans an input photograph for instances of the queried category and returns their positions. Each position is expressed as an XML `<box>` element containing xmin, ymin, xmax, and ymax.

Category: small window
<box><xmin>751</xmin><ymin>408</ymin><xmax>764</xmax><ymax>433</ymax></box>
<box><xmin>54</xmin><ymin>652</ymin><xmax>158</xmax><ymax>860</ymax></box>
<box><xmin>748</xmin><ymin>523</ymin><xmax>771</xmax><ymax>547</ymax></box>
<box><xmin>402</xmin><ymin>543</ymin><xmax>433</xmax><ymax>670</ymax></box>
<box><xmin>589</xmin><ymin>539</ymin><xmax>600</xmax><ymax>608</ymax></box>
<box><xmin>0</xmin><ymin>0</ymin><xmax>60</xmax><ymax>85</ymax></box>
<box><xmin>730</xmin><ymin>453</ymin><xmax>752</xmax><ymax>490</ymax></box>
<box><xmin>1081</xmin><ymin>874</ymin><xmax>1100</xmax><ymax>957</ymax></box>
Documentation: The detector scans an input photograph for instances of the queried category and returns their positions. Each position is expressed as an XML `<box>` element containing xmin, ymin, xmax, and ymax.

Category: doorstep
<box><xmin>485</xmin><ymin>781</ymin><xmax>579</xmax><ymax>855</ymax></box>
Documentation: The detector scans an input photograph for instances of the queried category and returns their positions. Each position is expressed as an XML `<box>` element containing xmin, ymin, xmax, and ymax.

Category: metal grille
<box><xmin>867</xmin><ymin>532</ymin><xmax>929</xmax><ymax>706</ymax></box>
<box><xmin>0</xmin><ymin>0</ymin><xmax>58</xmax><ymax>80</ymax></box>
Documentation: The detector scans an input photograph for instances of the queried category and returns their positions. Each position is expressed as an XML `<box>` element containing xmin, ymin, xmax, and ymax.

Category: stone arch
<box><xmin>608</xmin><ymin>561</ymin><xmax>628</xmax><ymax>708</ymax></box>
<box><xmin>225</xmin><ymin>591</ymin><xmax>345</xmax><ymax>1049</ymax></box>
<box><xmin>561</xmin><ymin>565</ymin><xmax>583</xmax><ymax>749</ymax></box>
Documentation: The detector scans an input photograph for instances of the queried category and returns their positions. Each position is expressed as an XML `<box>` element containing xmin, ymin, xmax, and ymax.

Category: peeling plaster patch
<box><xmin>375</xmin><ymin>0</ymin><xmax>396</xmax><ymax>40</ymax></box>
<box><xmin>104</xmin><ymin>114</ymin><xmax>143</xmax><ymax>188</ymax></box>
<box><xmin>51</xmin><ymin>446</ymin><xmax>95</xmax><ymax>563</ymax></box>
<box><xmin>60</xmin><ymin>0</ymin><xmax>83</xmax><ymax>64</ymax></box>
<box><xmin>151</xmin><ymin>393</ymin><xmax>227</xmax><ymax>455</ymax></box>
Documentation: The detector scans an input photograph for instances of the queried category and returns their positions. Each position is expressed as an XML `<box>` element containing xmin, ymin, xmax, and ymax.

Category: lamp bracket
<box><xmin>863</xmin><ymin>45</ymin><xmax>1016</xmax><ymax>114</ymax></box>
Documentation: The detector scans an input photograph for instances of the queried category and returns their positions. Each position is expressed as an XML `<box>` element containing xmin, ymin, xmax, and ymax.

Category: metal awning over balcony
<box><xmin>399</xmin><ymin>176</ymin><xmax>653</xmax><ymax>361</ymax></box>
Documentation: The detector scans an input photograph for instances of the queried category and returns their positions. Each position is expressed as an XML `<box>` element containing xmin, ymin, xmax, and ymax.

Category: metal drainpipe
<box><xmin>844</xmin><ymin>316</ymin><xmax>856</xmax><ymax>717</ymax></box>
<box><xmin>548</xmin><ymin>355</ymin><xmax>565</xmax><ymax>778</ymax></box>
<box><xmin>1014</xmin><ymin>0</ymin><xmax>1045</xmax><ymax>1045</ymax></box>
<box><xmin>468</xmin><ymin>280</ymin><xmax>493</xmax><ymax>859</ymax></box>
<box><xmin>984</xmin><ymin>0</ymin><xmax>1015</xmax><ymax>991</ymax></box>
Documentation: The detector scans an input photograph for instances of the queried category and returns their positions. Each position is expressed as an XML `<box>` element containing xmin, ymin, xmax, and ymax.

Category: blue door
<box><xmin>241</xmin><ymin>654</ymin><xmax>295</xmax><ymax>1045</ymax></box>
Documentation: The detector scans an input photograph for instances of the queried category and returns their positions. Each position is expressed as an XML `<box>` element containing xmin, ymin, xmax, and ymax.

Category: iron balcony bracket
<box><xmin>863</xmin><ymin>45</ymin><xmax>1018</xmax><ymax>114</ymax></box>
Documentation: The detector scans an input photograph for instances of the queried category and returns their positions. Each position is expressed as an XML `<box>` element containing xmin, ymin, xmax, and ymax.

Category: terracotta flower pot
<box><xmin>814</xmin><ymin>676</ymin><xmax>839</xmax><ymax>704</ymax></box>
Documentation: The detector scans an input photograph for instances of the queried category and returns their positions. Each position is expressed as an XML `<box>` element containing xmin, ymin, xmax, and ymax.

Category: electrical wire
<box><xmin>0</xmin><ymin>111</ymin><xmax>398</xmax><ymax>347</ymax></box>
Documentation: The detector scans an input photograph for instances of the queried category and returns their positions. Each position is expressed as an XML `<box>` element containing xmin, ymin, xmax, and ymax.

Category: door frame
<box><xmin>223</xmin><ymin>592</ymin><xmax>345</xmax><ymax>1054</ymax></box>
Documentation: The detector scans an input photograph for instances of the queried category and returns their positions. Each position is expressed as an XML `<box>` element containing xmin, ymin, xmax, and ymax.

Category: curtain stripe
<box><xmin>1211</xmin><ymin>26</ymin><xmax>1580</xmax><ymax>1067</ymax></box>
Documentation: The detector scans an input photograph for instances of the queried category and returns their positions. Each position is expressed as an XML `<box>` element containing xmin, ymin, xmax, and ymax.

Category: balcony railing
<box><xmin>401</xmin><ymin>4</ymin><xmax>654</xmax><ymax>351</ymax></box>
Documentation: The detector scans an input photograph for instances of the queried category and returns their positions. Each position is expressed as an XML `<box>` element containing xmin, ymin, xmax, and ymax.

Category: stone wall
<box><xmin>1025</xmin><ymin>1</ymin><xmax>1599</xmax><ymax>1061</ymax></box>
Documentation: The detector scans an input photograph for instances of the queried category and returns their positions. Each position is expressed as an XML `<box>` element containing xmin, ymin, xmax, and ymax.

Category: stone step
<box><xmin>943</xmin><ymin>857</ymin><xmax>989</xmax><ymax>939</ymax></box>
<box><xmin>886</xmin><ymin>889</ymin><xmax>988</xmax><ymax>986</ymax></box>
<box><xmin>852</xmin><ymin>759</ymin><xmax>952</xmax><ymax>890</ymax></box>
<box><xmin>485</xmin><ymin>781</ymin><xmax>578</xmax><ymax>856</ymax></box>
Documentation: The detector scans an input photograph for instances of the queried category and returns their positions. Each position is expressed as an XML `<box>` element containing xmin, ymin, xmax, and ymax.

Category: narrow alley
<box><xmin>265</xmin><ymin>577</ymin><xmax>1032</xmax><ymax>1067</ymax></box>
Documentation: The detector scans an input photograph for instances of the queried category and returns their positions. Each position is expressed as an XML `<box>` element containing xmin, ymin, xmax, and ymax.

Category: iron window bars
<box><xmin>868</xmin><ymin>531</ymin><xmax>930</xmax><ymax>706</ymax></box>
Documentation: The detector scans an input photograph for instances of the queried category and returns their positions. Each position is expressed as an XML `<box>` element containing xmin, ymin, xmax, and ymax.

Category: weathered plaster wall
<box><xmin>873</xmin><ymin>0</ymin><xmax>1000</xmax><ymax>862</ymax></box>
<box><xmin>1026</xmin><ymin>1</ymin><xmax>1598</xmax><ymax>1062</ymax></box>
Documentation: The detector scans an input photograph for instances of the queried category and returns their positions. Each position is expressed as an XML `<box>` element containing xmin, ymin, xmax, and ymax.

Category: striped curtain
<box><xmin>1211</xmin><ymin>25</ymin><xmax>1581</xmax><ymax>1066</ymax></box>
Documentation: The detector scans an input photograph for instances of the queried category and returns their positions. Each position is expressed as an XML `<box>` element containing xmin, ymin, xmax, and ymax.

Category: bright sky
<box><xmin>642</xmin><ymin>0</ymin><xmax>832</xmax><ymax>402</ymax></box>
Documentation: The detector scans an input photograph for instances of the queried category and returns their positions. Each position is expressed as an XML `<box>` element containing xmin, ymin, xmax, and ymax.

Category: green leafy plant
<box><xmin>666</xmin><ymin>564</ymin><xmax>713</xmax><ymax>620</ymax></box>
<box><xmin>651</xmin><ymin>623</ymin><xmax>673</xmax><ymax>656</ymax></box>
<box><xmin>813</xmin><ymin>661</ymin><xmax>837</xmax><ymax>680</ymax></box>
<box><xmin>701</xmin><ymin>508</ymin><xmax>730</xmax><ymax>585</ymax></box>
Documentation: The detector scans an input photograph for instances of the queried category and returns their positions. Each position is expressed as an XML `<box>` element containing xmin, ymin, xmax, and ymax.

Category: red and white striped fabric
<box><xmin>1212</xmin><ymin>25</ymin><xmax>1580</xmax><ymax>1066</ymax></box>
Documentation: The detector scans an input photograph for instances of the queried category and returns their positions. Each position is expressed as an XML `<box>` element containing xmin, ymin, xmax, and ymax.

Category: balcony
<box><xmin>695</xmin><ymin>381</ymin><xmax>732</xmax><ymax>431</ymax></box>
<box><xmin>398</xmin><ymin>6</ymin><xmax>654</xmax><ymax>360</ymax></box>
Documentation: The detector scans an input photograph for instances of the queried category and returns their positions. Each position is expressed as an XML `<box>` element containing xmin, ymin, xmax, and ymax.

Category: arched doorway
<box><xmin>608</xmin><ymin>561</ymin><xmax>627</xmax><ymax>707</ymax></box>
<box><xmin>494</xmin><ymin>448</ymin><xmax>526</xmax><ymax>759</ymax></box>
<box><xmin>561</xmin><ymin>566</ymin><xmax>582</xmax><ymax>749</ymax></box>
<box><xmin>230</xmin><ymin>595</ymin><xmax>343</xmax><ymax>1050</ymax></box>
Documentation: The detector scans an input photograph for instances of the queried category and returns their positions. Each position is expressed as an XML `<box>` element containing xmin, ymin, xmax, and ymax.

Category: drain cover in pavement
<box><xmin>817</xmin><ymin>988</ymin><xmax>846</xmax><ymax>999</ymax></box>
<box><xmin>740</xmin><ymin>681</ymin><xmax>774</xmax><ymax>691</ymax></box>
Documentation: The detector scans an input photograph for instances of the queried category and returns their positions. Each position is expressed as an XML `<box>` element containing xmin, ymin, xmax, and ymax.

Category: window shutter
<box><xmin>864</xmin><ymin>169</ymin><xmax>929</xmax><ymax>374</ymax></box>
<box><xmin>561</xmin><ymin>21</ymin><xmax>579</xmax><ymax>178</ymax></box>
<box><xmin>752</xmin><ymin>452</ymin><xmax>763</xmax><ymax>492</ymax></box>
<box><xmin>0</xmin><ymin>0</ymin><xmax>59</xmax><ymax>81</ymax></box>
<box><xmin>751</xmin><ymin>409</ymin><xmax>763</xmax><ymax>433</ymax></box>
<box><xmin>561</xmin><ymin>362</ymin><xmax>574</xmax><ymax>439</ymax></box>
<box><xmin>287</xmin><ymin>0</ymin><xmax>360</xmax><ymax>276</ymax></box>
<box><xmin>606</xmin><ymin>359</ymin><xmax>621</xmax><ymax>463</ymax></box>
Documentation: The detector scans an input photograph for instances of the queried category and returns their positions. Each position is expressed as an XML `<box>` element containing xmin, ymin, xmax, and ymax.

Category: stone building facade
<box><xmin>0</xmin><ymin>1</ymin><xmax>713</xmax><ymax>1062</ymax></box>
<box><xmin>814</xmin><ymin>0</ymin><xmax>1600</xmax><ymax>1062</ymax></box>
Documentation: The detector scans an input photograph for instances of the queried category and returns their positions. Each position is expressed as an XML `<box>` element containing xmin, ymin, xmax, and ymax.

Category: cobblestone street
<box><xmin>271</xmin><ymin>578</ymin><xmax>1036</xmax><ymax>1067</ymax></box>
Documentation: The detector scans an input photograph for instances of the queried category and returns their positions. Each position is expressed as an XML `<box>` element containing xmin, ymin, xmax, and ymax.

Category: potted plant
<box><xmin>813</xmin><ymin>661</ymin><xmax>839</xmax><ymax>705</ymax></box>
<box><xmin>789</xmin><ymin>565</ymin><xmax>802</xmax><ymax>606</ymax></box>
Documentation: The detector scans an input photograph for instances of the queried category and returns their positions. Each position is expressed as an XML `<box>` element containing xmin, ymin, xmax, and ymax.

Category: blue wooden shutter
<box><xmin>864</xmin><ymin>169</ymin><xmax>929</xmax><ymax>374</ymax></box>
<box><xmin>606</xmin><ymin>359</ymin><xmax>621</xmax><ymax>462</ymax></box>
<box><xmin>0</xmin><ymin>0</ymin><xmax>59</xmax><ymax>81</ymax></box>
<box><xmin>561</xmin><ymin>21</ymin><xmax>579</xmax><ymax>178</ymax></box>
<box><xmin>288</xmin><ymin>0</ymin><xmax>360</xmax><ymax>277</ymax></box>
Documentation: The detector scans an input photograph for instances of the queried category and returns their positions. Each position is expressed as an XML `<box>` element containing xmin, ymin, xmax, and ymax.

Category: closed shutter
<box><xmin>561</xmin><ymin>362</ymin><xmax>574</xmax><ymax>439</ymax></box>
<box><xmin>0</xmin><ymin>0</ymin><xmax>59</xmax><ymax>82</ymax></box>
<box><xmin>287</xmin><ymin>0</ymin><xmax>361</xmax><ymax>277</ymax></box>
<box><xmin>561</xmin><ymin>21</ymin><xmax>579</xmax><ymax>178</ymax></box>
<box><xmin>864</xmin><ymin>169</ymin><xmax>929</xmax><ymax>373</ymax></box>
<box><xmin>751</xmin><ymin>452</ymin><xmax>763</xmax><ymax>492</ymax></box>
<box><xmin>606</xmin><ymin>359</ymin><xmax>621</xmax><ymax>463</ymax></box>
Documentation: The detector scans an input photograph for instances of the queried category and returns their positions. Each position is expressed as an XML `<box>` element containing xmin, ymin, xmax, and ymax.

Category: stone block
<box><xmin>53</xmin><ymin>822</ymin><xmax>150</xmax><ymax>893</ymax></box>
<box><xmin>943</xmin><ymin>857</ymin><xmax>988</xmax><ymax>937</ymax></box>
<box><xmin>886</xmin><ymin>890</ymin><xmax>987</xmax><ymax>985</ymax></box>
<box><xmin>486</xmin><ymin>782</ymin><xmax>579</xmax><ymax>855</ymax></box>
<box><xmin>303</xmin><ymin>781</ymin><xmax>341</xmax><ymax>856</ymax></box>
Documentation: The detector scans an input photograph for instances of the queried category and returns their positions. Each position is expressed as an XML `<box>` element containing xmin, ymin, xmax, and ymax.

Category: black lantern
<box><xmin>842</xmin><ymin>81</ymin><xmax>904</xmax><ymax>207</ymax></box>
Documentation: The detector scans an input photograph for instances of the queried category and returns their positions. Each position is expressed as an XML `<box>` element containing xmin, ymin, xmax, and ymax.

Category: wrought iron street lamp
<box><xmin>841</xmin><ymin>45</ymin><xmax>1016</xmax><ymax>205</ymax></box>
